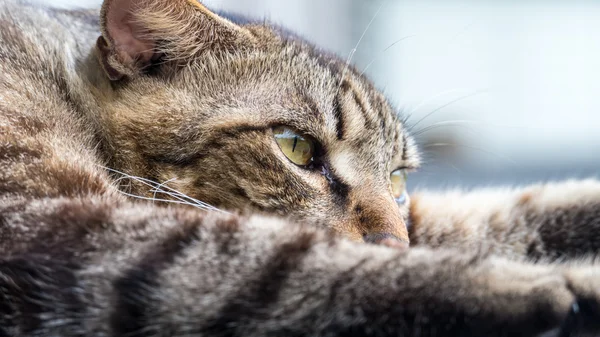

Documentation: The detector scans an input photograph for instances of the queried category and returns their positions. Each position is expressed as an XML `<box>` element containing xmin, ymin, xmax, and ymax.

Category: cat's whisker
<box><xmin>412</xmin><ymin>119</ymin><xmax>482</xmax><ymax>137</ymax></box>
<box><xmin>337</xmin><ymin>0</ymin><xmax>387</xmax><ymax>96</ymax></box>
<box><xmin>413</xmin><ymin>118</ymin><xmax>547</xmax><ymax>137</ymax></box>
<box><xmin>423</xmin><ymin>142</ymin><xmax>517</xmax><ymax>165</ymax></box>
<box><xmin>401</xmin><ymin>110</ymin><xmax>413</xmax><ymax>128</ymax></box>
<box><xmin>446</xmin><ymin>162</ymin><xmax>463</xmax><ymax>174</ymax></box>
<box><xmin>139</xmin><ymin>179</ymin><xmax>223</xmax><ymax>212</ymax></box>
<box><xmin>416</xmin><ymin>150</ymin><xmax>464</xmax><ymax>174</ymax></box>
<box><xmin>141</xmin><ymin>181</ymin><xmax>223</xmax><ymax>212</ymax></box>
<box><xmin>105</xmin><ymin>168</ymin><xmax>172</xmax><ymax>194</ymax></box>
<box><xmin>151</xmin><ymin>177</ymin><xmax>178</xmax><ymax>205</ymax></box>
<box><xmin>143</xmin><ymin>177</ymin><xmax>224</xmax><ymax>211</ymax></box>
<box><xmin>117</xmin><ymin>190</ymin><xmax>201</xmax><ymax>208</ymax></box>
<box><xmin>359</xmin><ymin>34</ymin><xmax>417</xmax><ymax>77</ymax></box>
<box><xmin>112</xmin><ymin>175</ymin><xmax>135</xmax><ymax>192</ymax></box>
<box><xmin>100</xmin><ymin>165</ymin><xmax>226</xmax><ymax>213</ymax></box>
<box><xmin>149</xmin><ymin>187</ymin><xmax>225</xmax><ymax>213</ymax></box>
<box><xmin>112</xmin><ymin>173</ymin><xmax>201</xmax><ymax>207</ymax></box>
<box><xmin>403</xmin><ymin>88</ymin><xmax>476</xmax><ymax>124</ymax></box>
<box><xmin>149</xmin><ymin>188</ymin><xmax>212</xmax><ymax>209</ymax></box>
<box><xmin>110</xmin><ymin>178</ymin><xmax>200</xmax><ymax>208</ymax></box>
<box><xmin>407</xmin><ymin>90</ymin><xmax>488</xmax><ymax>133</ymax></box>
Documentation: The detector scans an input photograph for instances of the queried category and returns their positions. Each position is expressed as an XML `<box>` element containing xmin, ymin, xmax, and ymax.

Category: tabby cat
<box><xmin>1</xmin><ymin>0</ymin><xmax>599</xmax><ymax>336</ymax></box>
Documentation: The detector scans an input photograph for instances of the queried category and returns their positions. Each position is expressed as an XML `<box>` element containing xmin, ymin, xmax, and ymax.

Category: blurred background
<box><xmin>37</xmin><ymin>0</ymin><xmax>600</xmax><ymax>190</ymax></box>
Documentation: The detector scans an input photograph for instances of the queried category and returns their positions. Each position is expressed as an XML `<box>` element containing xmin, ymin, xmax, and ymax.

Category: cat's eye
<box><xmin>273</xmin><ymin>126</ymin><xmax>315</xmax><ymax>167</ymax></box>
<box><xmin>391</xmin><ymin>169</ymin><xmax>408</xmax><ymax>204</ymax></box>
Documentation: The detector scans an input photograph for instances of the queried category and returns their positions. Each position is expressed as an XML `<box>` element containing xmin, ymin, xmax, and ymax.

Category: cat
<box><xmin>1</xmin><ymin>0</ymin><xmax>600</xmax><ymax>336</ymax></box>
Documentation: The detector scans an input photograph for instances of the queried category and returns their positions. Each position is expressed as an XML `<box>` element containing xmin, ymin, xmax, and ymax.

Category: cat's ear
<box><xmin>97</xmin><ymin>0</ymin><xmax>255</xmax><ymax>80</ymax></box>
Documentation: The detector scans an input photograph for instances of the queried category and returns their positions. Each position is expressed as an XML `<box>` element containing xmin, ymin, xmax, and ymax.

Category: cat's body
<box><xmin>1</xmin><ymin>0</ymin><xmax>600</xmax><ymax>336</ymax></box>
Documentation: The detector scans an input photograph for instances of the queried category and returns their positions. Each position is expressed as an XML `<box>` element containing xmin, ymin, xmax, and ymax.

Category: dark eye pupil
<box><xmin>292</xmin><ymin>136</ymin><xmax>298</xmax><ymax>152</ymax></box>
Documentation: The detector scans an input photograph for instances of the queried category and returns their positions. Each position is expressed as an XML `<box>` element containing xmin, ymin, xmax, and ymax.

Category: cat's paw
<box><xmin>556</xmin><ymin>266</ymin><xmax>600</xmax><ymax>337</ymax></box>
<box><xmin>447</xmin><ymin>258</ymin><xmax>600</xmax><ymax>337</ymax></box>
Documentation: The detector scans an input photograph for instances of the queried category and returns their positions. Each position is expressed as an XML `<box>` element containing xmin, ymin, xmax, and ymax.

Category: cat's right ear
<box><xmin>96</xmin><ymin>0</ymin><xmax>255</xmax><ymax>81</ymax></box>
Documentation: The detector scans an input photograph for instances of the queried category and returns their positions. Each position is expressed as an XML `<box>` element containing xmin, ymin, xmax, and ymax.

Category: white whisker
<box><xmin>412</xmin><ymin>118</ymin><xmax>547</xmax><ymax>137</ymax></box>
<box><xmin>145</xmin><ymin>178</ymin><xmax>222</xmax><ymax>211</ymax></box>
<box><xmin>423</xmin><ymin>142</ymin><xmax>516</xmax><ymax>165</ymax></box>
<box><xmin>360</xmin><ymin>34</ymin><xmax>417</xmax><ymax>77</ymax></box>
<box><xmin>412</xmin><ymin>119</ymin><xmax>482</xmax><ymax>137</ymax></box>
<box><xmin>149</xmin><ymin>187</ymin><xmax>223</xmax><ymax>213</ymax></box>
<box><xmin>98</xmin><ymin>165</ymin><xmax>228</xmax><ymax>213</ymax></box>
<box><xmin>152</xmin><ymin>177</ymin><xmax>178</xmax><ymax>205</ymax></box>
<box><xmin>404</xmin><ymin>88</ymin><xmax>474</xmax><ymax>122</ymax></box>
<box><xmin>408</xmin><ymin>90</ymin><xmax>487</xmax><ymax>132</ymax></box>
<box><xmin>150</xmin><ymin>188</ymin><xmax>213</xmax><ymax>209</ymax></box>
<box><xmin>147</xmin><ymin>182</ymin><xmax>212</xmax><ymax>209</ymax></box>
<box><xmin>337</xmin><ymin>0</ymin><xmax>387</xmax><ymax>95</ymax></box>
<box><xmin>117</xmin><ymin>191</ymin><xmax>201</xmax><ymax>207</ymax></box>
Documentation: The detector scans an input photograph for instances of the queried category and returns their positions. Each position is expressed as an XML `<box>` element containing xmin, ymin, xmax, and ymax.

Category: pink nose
<box><xmin>363</xmin><ymin>233</ymin><xmax>410</xmax><ymax>251</ymax></box>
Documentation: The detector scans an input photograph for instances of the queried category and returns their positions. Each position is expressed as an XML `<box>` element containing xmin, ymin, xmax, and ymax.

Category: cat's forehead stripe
<box><xmin>335</xmin><ymin>79</ymin><xmax>371</xmax><ymax>142</ymax></box>
<box><xmin>332</xmin><ymin>95</ymin><xmax>344</xmax><ymax>140</ymax></box>
<box><xmin>337</xmin><ymin>76</ymin><xmax>401</xmax><ymax>152</ymax></box>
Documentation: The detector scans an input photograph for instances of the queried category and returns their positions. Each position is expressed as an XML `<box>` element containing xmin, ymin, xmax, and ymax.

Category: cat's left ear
<box><xmin>97</xmin><ymin>0</ymin><xmax>255</xmax><ymax>80</ymax></box>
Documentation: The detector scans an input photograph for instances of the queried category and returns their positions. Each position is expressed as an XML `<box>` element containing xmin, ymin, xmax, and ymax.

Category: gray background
<box><xmin>34</xmin><ymin>0</ymin><xmax>600</xmax><ymax>190</ymax></box>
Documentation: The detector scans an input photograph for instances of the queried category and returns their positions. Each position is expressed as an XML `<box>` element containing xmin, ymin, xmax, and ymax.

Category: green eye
<box><xmin>273</xmin><ymin>126</ymin><xmax>315</xmax><ymax>166</ymax></box>
<box><xmin>390</xmin><ymin>169</ymin><xmax>408</xmax><ymax>204</ymax></box>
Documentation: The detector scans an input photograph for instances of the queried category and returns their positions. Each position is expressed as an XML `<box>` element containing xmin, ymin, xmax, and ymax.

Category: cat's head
<box><xmin>93</xmin><ymin>0</ymin><xmax>420</xmax><ymax>247</ymax></box>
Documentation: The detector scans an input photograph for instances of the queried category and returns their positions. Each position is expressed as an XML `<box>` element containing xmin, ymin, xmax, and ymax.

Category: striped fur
<box><xmin>0</xmin><ymin>0</ymin><xmax>599</xmax><ymax>336</ymax></box>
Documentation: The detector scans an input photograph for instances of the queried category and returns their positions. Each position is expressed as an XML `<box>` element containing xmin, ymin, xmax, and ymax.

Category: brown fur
<box><xmin>0</xmin><ymin>0</ymin><xmax>600</xmax><ymax>336</ymax></box>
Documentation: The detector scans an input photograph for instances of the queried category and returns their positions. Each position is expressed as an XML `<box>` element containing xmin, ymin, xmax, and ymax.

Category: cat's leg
<box><xmin>409</xmin><ymin>179</ymin><xmax>600</xmax><ymax>260</ymax></box>
<box><xmin>0</xmin><ymin>197</ymin><xmax>599</xmax><ymax>336</ymax></box>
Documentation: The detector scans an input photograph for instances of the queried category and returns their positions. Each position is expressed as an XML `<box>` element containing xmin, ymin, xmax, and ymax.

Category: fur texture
<box><xmin>0</xmin><ymin>0</ymin><xmax>599</xmax><ymax>336</ymax></box>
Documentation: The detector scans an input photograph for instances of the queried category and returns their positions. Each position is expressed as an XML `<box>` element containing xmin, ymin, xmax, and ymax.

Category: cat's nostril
<box><xmin>363</xmin><ymin>233</ymin><xmax>410</xmax><ymax>250</ymax></box>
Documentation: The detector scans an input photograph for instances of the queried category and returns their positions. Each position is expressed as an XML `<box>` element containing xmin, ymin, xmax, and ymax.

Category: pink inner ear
<box><xmin>105</xmin><ymin>0</ymin><xmax>155</xmax><ymax>65</ymax></box>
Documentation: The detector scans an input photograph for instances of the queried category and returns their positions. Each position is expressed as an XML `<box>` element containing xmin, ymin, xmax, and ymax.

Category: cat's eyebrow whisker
<box><xmin>360</xmin><ymin>34</ymin><xmax>417</xmax><ymax>77</ymax></box>
<box><xmin>407</xmin><ymin>90</ymin><xmax>488</xmax><ymax>133</ymax></box>
<box><xmin>337</xmin><ymin>0</ymin><xmax>387</xmax><ymax>96</ymax></box>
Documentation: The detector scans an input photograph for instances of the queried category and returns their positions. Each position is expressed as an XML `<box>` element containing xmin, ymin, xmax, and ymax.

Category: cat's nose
<box><xmin>364</xmin><ymin>233</ymin><xmax>410</xmax><ymax>251</ymax></box>
<box><xmin>351</xmin><ymin>192</ymin><xmax>410</xmax><ymax>246</ymax></box>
